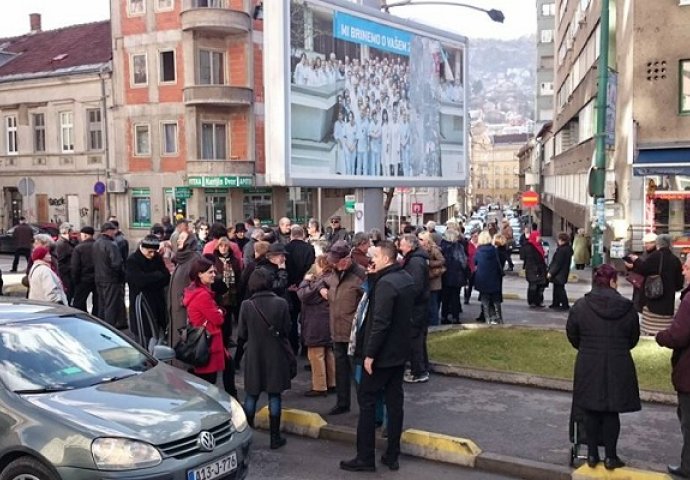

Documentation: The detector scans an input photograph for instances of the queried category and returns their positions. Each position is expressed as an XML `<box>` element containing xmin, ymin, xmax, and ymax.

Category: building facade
<box><xmin>470</xmin><ymin>126</ymin><xmax>525</xmax><ymax>208</ymax></box>
<box><xmin>546</xmin><ymin>0</ymin><xmax>690</xmax><ymax>253</ymax></box>
<box><xmin>0</xmin><ymin>17</ymin><xmax>113</xmax><ymax>230</ymax></box>
<box><xmin>536</xmin><ymin>0</ymin><xmax>556</xmax><ymax>124</ymax></box>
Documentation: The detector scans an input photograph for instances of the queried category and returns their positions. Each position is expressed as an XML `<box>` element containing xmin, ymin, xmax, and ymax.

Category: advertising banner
<box><xmin>264</xmin><ymin>0</ymin><xmax>468</xmax><ymax>187</ymax></box>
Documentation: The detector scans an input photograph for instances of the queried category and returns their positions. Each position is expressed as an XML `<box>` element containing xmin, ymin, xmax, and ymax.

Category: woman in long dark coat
<box><xmin>168</xmin><ymin>232</ymin><xmax>200</xmax><ymax>349</ymax></box>
<box><xmin>474</xmin><ymin>231</ymin><xmax>504</xmax><ymax>325</ymax></box>
<box><xmin>520</xmin><ymin>230</ymin><xmax>548</xmax><ymax>308</ymax></box>
<box><xmin>238</xmin><ymin>268</ymin><xmax>292</xmax><ymax>449</ymax></box>
<box><xmin>566</xmin><ymin>264</ymin><xmax>641</xmax><ymax>470</ymax></box>
<box><xmin>440</xmin><ymin>228</ymin><xmax>468</xmax><ymax>324</ymax></box>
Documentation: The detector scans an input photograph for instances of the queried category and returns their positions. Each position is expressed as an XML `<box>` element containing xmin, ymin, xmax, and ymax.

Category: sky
<box><xmin>0</xmin><ymin>0</ymin><xmax>535</xmax><ymax>40</ymax></box>
<box><xmin>389</xmin><ymin>0</ymin><xmax>537</xmax><ymax>40</ymax></box>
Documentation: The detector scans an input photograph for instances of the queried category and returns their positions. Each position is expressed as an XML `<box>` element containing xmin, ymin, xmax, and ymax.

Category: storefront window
<box><xmin>681</xmin><ymin>60</ymin><xmax>690</xmax><ymax>114</ymax></box>
<box><xmin>131</xmin><ymin>187</ymin><xmax>152</xmax><ymax>228</ymax></box>
<box><xmin>646</xmin><ymin>176</ymin><xmax>690</xmax><ymax>246</ymax></box>
<box><xmin>243</xmin><ymin>189</ymin><xmax>273</xmax><ymax>224</ymax></box>
<box><xmin>163</xmin><ymin>188</ymin><xmax>190</xmax><ymax>222</ymax></box>
<box><xmin>287</xmin><ymin>187</ymin><xmax>314</xmax><ymax>225</ymax></box>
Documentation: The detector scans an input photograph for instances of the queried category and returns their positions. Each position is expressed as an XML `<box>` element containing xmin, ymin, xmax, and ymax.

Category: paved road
<box><xmin>249</xmin><ymin>430</ymin><xmax>520</xmax><ymax>479</ymax></box>
<box><xmin>252</xmin><ymin>369</ymin><xmax>681</xmax><ymax>473</ymax></box>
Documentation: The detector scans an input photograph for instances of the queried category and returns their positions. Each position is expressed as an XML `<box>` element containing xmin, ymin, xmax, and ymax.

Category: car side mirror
<box><xmin>152</xmin><ymin>345</ymin><xmax>176</xmax><ymax>362</ymax></box>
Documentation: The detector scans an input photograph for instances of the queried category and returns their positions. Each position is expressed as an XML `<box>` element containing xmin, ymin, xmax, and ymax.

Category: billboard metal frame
<box><xmin>265</xmin><ymin>0</ymin><xmax>469</xmax><ymax>188</ymax></box>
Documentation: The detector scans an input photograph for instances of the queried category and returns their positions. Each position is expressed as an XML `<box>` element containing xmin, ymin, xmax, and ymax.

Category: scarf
<box><xmin>528</xmin><ymin>231</ymin><xmax>545</xmax><ymax>258</ymax></box>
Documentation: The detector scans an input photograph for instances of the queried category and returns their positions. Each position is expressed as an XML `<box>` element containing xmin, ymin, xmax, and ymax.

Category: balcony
<box><xmin>183</xmin><ymin>85</ymin><xmax>253</xmax><ymax>107</ymax></box>
<box><xmin>181</xmin><ymin>0</ymin><xmax>251</xmax><ymax>35</ymax></box>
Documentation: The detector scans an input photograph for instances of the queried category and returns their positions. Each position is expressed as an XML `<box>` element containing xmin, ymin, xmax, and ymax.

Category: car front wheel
<box><xmin>0</xmin><ymin>457</ymin><xmax>58</xmax><ymax>480</ymax></box>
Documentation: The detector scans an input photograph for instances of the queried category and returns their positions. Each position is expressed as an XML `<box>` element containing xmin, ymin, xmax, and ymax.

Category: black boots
<box><xmin>269</xmin><ymin>415</ymin><xmax>286</xmax><ymax>449</ymax></box>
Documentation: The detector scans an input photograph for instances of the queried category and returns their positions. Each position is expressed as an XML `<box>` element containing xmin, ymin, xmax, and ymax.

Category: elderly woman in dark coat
<box><xmin>440</xmin><ymin>228</ymin><xmax>468</xmax><ymax>324</ymax></box>
<box><xmin>168</xmin><ymin>231</ymin><xmax>201</xmax><ymax>349</ymax></box>
<box><xmin>520</xmin><ymin>230</ymin><xmax>548</xmax><ymax>308</ymax></box>
<box><xmin>297</xmin><ymin>255</ymin><xmax>336</xmax><ymax>396</ymax></box>
<box><xmin>238</xmin><ymin>268</ymin><xmax>292</xmax><ymax>449</ymax></box>
<box><xmin>474</xmin><ymin>231</ymin><xmax>504</xmax><ymax>325</ymax></box>
<box><xmin>566</xmin><ymin>264</ymin><xmax>641</xmax><ymax>470</ymax></box>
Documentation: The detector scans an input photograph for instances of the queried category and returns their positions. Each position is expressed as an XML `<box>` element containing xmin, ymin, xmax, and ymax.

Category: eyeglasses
<box><xmin>331</xmin><ymin>220</ymin><xmax>340</xmax><ymax>224</ymax></box>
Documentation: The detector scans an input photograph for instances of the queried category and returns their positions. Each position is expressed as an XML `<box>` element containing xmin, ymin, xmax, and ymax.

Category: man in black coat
<box><xmin>71</xmin><ymin>226</ymin><xmax>98</xmax><ymax>314</ymax></box>
<box><xmin>341</xmin><ymin>240</ymin><xmax>415</xmax><ymax>472</ymax></box>
<box><xmin>126</xmin><ymin>235</ymin><xmax>171</xmax><ymax>345</ymax></box>
<box><xmin>327</xmin><ymin>215</ymin><xmax>352</xmax><ymax>247</ymax></box>
<box><xmin>285</xmin><ymin>225</ymin><xmax>316</xmax><ymax>354</ymax></box>
<box><xmin>399</xmin><ymin>234</ymin><xmax>430</xmax><ymax>383</ymax></box>
<box><xmin>109</xmin><ymin>218</ymin><xmax>130</xmax><ymax>263</ymax></box>
<box><xmin>548</xmin><ymin>232</ymin><xmax>574</xmax><ymax>311</ymax></box>
<box><xmin>94</xmin><ymin>222</ymin><xmax>127</xmax><ymax>329</ymax></box>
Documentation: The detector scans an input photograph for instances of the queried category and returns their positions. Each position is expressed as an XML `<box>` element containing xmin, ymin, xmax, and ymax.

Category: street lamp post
<box><xmin>380</xmin><ymin>0</ymin><xmax>505</xmax><ymax>23</ymax></box>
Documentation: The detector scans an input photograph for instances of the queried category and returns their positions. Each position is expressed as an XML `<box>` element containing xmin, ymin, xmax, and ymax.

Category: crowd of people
<box><xmin>6</xmin><ymin>211</ymin><xmax>690</xmax><ymax>474</ymax></box>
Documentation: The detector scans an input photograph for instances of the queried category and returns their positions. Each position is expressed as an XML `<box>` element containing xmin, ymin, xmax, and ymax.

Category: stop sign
<box><xmin>522</xmin><ymin>191</ymin><xmax>539</xmax><ymax>207</ymax></box>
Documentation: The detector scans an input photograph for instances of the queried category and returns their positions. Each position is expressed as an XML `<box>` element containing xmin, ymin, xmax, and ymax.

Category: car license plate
<box><xmin>187</xmin><ymin>452</ymin><xmax>237</xmax><ymax>480</ymax></box>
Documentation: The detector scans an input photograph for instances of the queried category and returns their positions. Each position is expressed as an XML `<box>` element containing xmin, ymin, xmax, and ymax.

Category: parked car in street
<box><xmin>0</xmin><ymin>223</ymin><xmax>59</xmax><ymax>254</ymax></box>
<box><xmin>0</xmin><ymin>299</ymin><xmax>252</xmax><ymax>480</ymax></box>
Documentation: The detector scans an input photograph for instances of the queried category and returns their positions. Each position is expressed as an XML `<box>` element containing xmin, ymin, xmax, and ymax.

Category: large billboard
<box><xmin>264</xmin><ymin>0</ymin><xmax>468</xmax><ymax>187</ymax></box>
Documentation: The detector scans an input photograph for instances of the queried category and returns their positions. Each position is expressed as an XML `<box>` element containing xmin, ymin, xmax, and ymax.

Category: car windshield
<box><xmin>0</xmin><ymin>316</ymin><xmax>156</xmax><ymax>393</ymax></box>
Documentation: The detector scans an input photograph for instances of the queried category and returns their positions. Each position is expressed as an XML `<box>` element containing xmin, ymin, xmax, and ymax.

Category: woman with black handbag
<box><xmin>238</xmin><ymin>268</ymin><xmax>293</xmax><ymax>449</ymax></box>
<box><xmin>520</xmin><ymin>230</ymin><xmax>549</xmax><ymax>308</ymax></box>
<box><xmin>182</xmin><ymin>256</ymin><xmax>226</xmax><ymax>384</ymax></box>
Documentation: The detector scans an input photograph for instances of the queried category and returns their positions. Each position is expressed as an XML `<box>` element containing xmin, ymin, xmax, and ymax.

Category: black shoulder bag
<box><xmin>250</xmin><ymin>300</ymin><xmax>297</xmax><ymax>379</ymax></box>
<box><xmin>174</xmin><ymin>320</ymin><xmax>211</xmax><ymax>367</ymax></box>
<box><xmin>644</xmin><ymin>254</ymin><xmax>664</xmax><ymax>300</ymax></box>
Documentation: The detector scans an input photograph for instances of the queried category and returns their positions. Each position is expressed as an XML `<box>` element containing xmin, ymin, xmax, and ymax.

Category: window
<box><xmin>134</xmin><ymin>124</ymin><xmax>151</xmax><ymax>156</ymax></box>
<box><xmin>161</xmin><ymin>122</ymin><xmax>178</xmax><ymax>155</ymax></box>
<box><xmin>159</xmin><ymin>50</ymin><xmax>176</xmax><ymax>83</ymax></box>
<box><xmin>542</xmin><ymin>3</ymin><xmax>556</xmax><ymax>16</ymax></box>
<box><xmin>156</xmin><ymin>0</ymin><xmax>174</xmax><ymax>11</ymax></box>
<box><xmin>540</xmin><ymin>82</ymin><xmax>554</xmax><ymax>95</ymax></box>
<box><xmin>196</xmin><ymin>0</ymin><xmax>226</xmax><ymax>7</ymax></box>
<box><xmin>540</xmin><ymin>29</ymin><xmax>554</xmax><ymax>43</ymax></box>
<box><xmin>60</xmin><ymin>111</ymin><xmax>74</xmax><ymax>153</ymax></box>
<box><xmin>128</xmin><ymin>0</ymin><xmax>145</xmax><ymax>15</ymax></box>
<box><xmin>200</xmin><ymin>122</ymin><xmax>226</xmax><ymax>160</ymax></box>
<box><xmin>131</xmin><ymin>187</ymin><xmax>152</xmax><ymax>228</ymax></box>
<box><xmin>199</xmin><ymin>50</ymin><xmax>225</xmax><ymax>85</ymax></box>
<box><xmin>681</xmin><ymin>60</ymin><xmax>690</xmax><ymax>114</ymax></box>
<box><xmin>87</xmin><ymin>109</ymin><xmax>103</xmax><ymax>151</ymax></box>
<box><xmin>5</xmin><ymin>115</ymin><xmax>17</xmax><ymax>155</ymax></box>
<box><xmin>33</xmin><ymin>113</ymin><xmax>45</xmax><ymax>152</ymax></box>
<box><xmin>132</xmin><ymin>53</ymin><xmax>148</xmax><ymax>86</ymax></box>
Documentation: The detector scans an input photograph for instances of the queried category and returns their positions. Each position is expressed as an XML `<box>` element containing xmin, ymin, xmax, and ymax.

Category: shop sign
<box><xmin>260</xmin><ymin>218</ymin><xmax>274</xmax><ymax>226</ymax></box>
<box><xmin>164</xmin><ymin>187</ymin><xmax>193</xmax><ymax>199</ymax></box>
<box><xmin>609</xmin><ymin>240</ymin><xmax>625</xmax><ymax>259</ymax></box>
<box><xmin>187</xmin><ymin>176</ymin><xmax>254</xmax><ymax>188</ymax></box>
<box><xmin>344</xmin><ymin>194</ymin><xmax>356</xmax><ymax>214</ymax></box>
<box><xmin>653</xmin><ymin>191</ymin><xmax>690</xmax><ymax>200</ymax></box>
<box><xmin>244</xmin><ymin>187</ymin><xmax>271</xmax><ymax>194</ymax></box>
<box><xmin>205</xmin><ymin>188</ymin><xmax>229</xmax><ymax>194</ymax></box>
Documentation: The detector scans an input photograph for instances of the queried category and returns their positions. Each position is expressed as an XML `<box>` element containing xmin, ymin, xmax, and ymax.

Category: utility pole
<box><xmin>589</xmin><ymin>0</ymin><xmax>610</xmax><ymax>267</ymax></box>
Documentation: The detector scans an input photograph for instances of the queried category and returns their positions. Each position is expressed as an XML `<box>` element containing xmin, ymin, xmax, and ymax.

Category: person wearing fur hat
<box><xmin>28</xmin><ymin>246</ymin><xmax>67</xmax><ymax>305</ymax></box>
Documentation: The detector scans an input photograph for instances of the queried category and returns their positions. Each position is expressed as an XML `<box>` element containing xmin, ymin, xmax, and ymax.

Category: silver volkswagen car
<box><xmin>0</xmin><ymin>299</ymin><xmax>252</xmax><ymax>480</ymax></box>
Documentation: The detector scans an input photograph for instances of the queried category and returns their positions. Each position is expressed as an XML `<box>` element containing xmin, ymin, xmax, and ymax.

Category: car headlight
<box><xmin>92</xmin><ymin>438</ymin><xmax>162</xmax><ymax>470</ymax></box>
<box><xmin>229</xmin><ymin>396</ymin><xmax>248</xmax><ymax>432</ymax></box>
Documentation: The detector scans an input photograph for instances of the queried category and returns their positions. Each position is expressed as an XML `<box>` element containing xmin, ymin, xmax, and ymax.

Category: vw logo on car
<box><xmin>198</xmin><ymin>431</ymin><xmax>216</xmax><ymax>452</ymax></box>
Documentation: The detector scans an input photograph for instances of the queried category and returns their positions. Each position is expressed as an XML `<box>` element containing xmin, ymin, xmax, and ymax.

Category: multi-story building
<box><xmin>0</xmin><ymin>16</ymin><xmax>113</xmax><ymax>230</ymax></box>
<box><xmin>547</xmin><ymin>0</ymin><xmax>690</xmax><ymax>252</ymax></box>
<box><xmin>536</xmin><ymin>0</ymin><xmax>555</xmax><ymax>124</ymax></box>
<box><xmin>470</xmin><ymin>125</ymin><xmax>526</xmax><ymax>208</ymax></box>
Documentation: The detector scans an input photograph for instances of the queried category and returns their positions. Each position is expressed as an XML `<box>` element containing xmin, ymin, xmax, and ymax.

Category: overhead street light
<box><xmin>381</xmin><ymin>0</ymin><xmax>505</xmax><ymax>23</ymax></box>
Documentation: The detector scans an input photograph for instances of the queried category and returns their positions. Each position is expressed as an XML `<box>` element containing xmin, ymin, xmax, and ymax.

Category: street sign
<box><xmin>344</xmin><ymin>194</ymin><xmax>356</xmax><ymax>214</ymax></box>
<box><xmin>17</xmin><ymin>178</ymin><xmax>35</xmax><ymax>196</ymax></box>
<box><xmin>411</xmin><ymin>202</ymin><xmax>423</xmax><ymax>215</ymax></box>
<box><xmin>94</xmin><ymin>181</ymin><xmax>106</xmax><ymax>196</ymax></box>
<box><xmin>521</xmin><ymin>191</ymin><xmax>539</xmax><ymax>208</ymax></box>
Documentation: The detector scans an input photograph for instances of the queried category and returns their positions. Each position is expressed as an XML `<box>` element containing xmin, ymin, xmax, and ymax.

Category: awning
<box><xmin>633</xmin><ymin>148</ymin><xmax>690</xmax><ymax>176</ymax></box>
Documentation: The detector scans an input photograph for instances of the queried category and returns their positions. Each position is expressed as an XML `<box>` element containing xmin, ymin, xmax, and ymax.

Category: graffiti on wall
<box><xmin>49</xmin><ymin>197</ymin><xmax>66</xmax><ymax>224</ymax></box>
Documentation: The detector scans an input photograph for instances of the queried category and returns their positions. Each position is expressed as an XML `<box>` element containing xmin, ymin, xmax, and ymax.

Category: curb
<box><xmin>255</xmin><ymin>406</ymin><xmax>670</xmax><ymax>479</ymax></box>
<box><xmin>429</xmin><ymin>362</ymin><xmax>678</xmax><ymax>406</ymax></box>
<box><xmin>572</xmin><ymin>464</ymin><xmax>672</xmax><ymax>479</ymax></box>
<box><xmin>400</xmin><ymin>429</ymin><xmax>480</xmax><ymax>467</ymax></box>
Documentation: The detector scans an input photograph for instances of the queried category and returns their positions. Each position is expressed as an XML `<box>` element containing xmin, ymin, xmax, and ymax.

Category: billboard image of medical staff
<box><xmin>287</xmin><ymin>0</ymin><xmax>467</xmax><ymax>186</ymax></box>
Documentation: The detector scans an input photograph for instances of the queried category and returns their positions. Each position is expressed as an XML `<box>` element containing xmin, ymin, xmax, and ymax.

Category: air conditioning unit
<box><xmin>107</xmin><ymin>178</ymin><xmax>128</xmax><ymax>193</ymax></box>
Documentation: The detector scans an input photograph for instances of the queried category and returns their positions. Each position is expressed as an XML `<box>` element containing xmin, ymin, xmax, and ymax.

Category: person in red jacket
<box><xmin>656</xmin><ymin>255</ymin><xmax>690</xmax><ymax>478</ymax></box>
<box><xmin>183</xmin><ymin>256</ymin><xmax>227</xmax><ymax>385</ymax></box>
